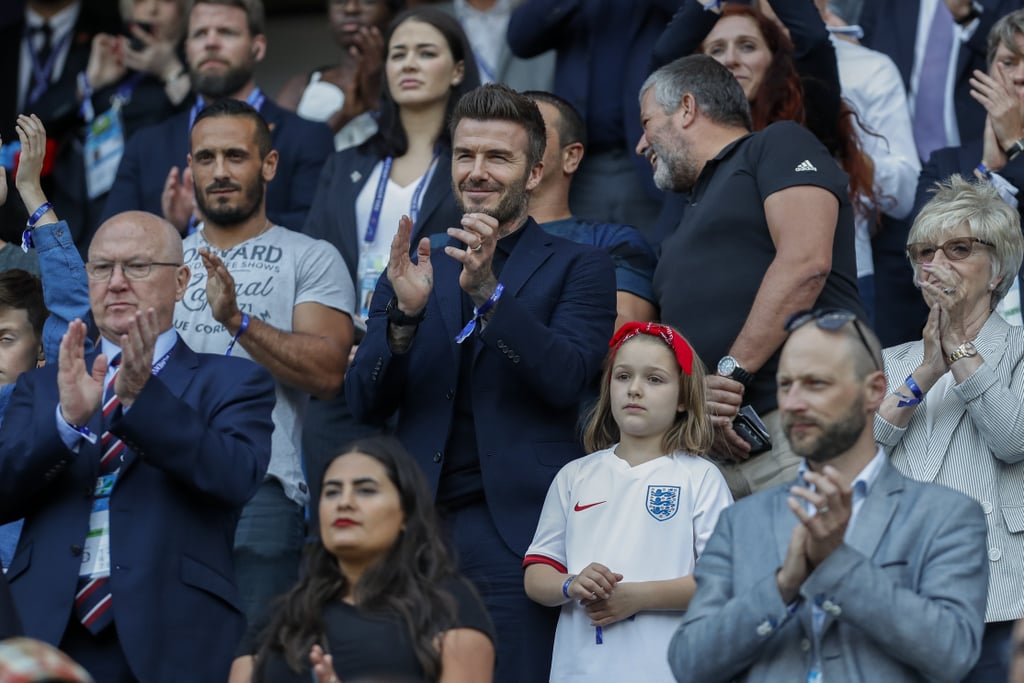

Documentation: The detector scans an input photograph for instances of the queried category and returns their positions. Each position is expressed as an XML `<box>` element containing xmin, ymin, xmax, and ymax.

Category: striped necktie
<box><xmin>73</xmin><ymin>358</ymin><xmax>124</xmax><ymax>634</ymax></box>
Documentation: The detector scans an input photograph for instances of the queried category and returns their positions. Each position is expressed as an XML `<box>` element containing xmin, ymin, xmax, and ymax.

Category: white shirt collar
<box><xmin>26</xmin><ymin>2</ymin><xmax>81</xmax><ymax>37</ymax></box>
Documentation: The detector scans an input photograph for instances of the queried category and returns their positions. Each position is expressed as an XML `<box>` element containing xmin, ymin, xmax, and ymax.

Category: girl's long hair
<box><xmin>582</xmin><ymin>332</ymin><xmax>714</xmax><ymax>456</ymax></box>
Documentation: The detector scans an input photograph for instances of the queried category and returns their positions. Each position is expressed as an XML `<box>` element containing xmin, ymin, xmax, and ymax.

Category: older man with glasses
<box><xmin>0</xmin><ymin>209</ymin><xmax>275</xmax><ymax>682</ymax></box>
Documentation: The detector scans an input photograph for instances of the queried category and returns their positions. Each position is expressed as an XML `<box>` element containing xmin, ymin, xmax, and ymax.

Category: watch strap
<box><xmin>730</xmin><ymin>365</ymin><xmax>755</xmax><ymax>386</ymax></box>
<box><xmin>1005</xmin><ymin>138</ymin><xmax>1024</xmax><ymax>160</ymax></box>
<box><xmin>386</xmin><ymin>296</ymin><xmax>426</xmax><ymax>326</ymax></box>
<box><xmin>946</xmin><ymin>342</ymin><xmax>977</xmax><ymax>365</ymax></box>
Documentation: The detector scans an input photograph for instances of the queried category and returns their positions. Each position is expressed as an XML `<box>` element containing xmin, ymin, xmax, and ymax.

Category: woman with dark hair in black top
<box><xmin>230</xmin><ymin>436</ymin><xmax>495</xmax><ymax>682</ymax></box>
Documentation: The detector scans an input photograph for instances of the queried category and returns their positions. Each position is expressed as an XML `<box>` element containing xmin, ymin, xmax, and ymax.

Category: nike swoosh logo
<box><xmin>574</xmin><ymin>501</ymin><xmax>606</xmax><ymax>512</ymax></box>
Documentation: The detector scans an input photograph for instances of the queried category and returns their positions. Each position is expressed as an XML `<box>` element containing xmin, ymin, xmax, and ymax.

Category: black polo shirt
<box><xmin>655</xmin><ymin>121</ymin><xmax>864</xmax><ymax>415</ymax></box>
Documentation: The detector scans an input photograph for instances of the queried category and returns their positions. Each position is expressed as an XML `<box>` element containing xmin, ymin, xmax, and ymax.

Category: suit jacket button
<box><xmin>433</xmin><ymin>451</ymin><xmax>443</xmax><ymax>463</ymax></box>
<box><xmin>70</xmin><ymin>545</ymin><xmax>83</xmax><ymax>557</ymax></box>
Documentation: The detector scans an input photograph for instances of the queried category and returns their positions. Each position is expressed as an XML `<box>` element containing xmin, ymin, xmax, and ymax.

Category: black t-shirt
<box><xmin>655</xmin><ymin>121</ymin><xmax>864</xmax><ymax>415</ymax></box>
<box><xmin>250</xmin><ymin>575</ymin><xmax>494</xmax><ymax>683</ymax></box>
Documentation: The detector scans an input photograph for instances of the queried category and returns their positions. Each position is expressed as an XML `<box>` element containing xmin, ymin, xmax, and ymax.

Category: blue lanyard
<box><xmin>81</xmin><ymin>72</ymin><xmax>146</xmax><ymax>124</ymax></box>
<box><xmin>364</xmin><ymin>149</ymin><xmax>440</xmax><ymax>245</ymax></box>
<box><xmin>25</xmin><ymin>27</ymin><xmax>73</xmax><ymax>105</ymax></box>
<box><xmin>189</xmin><ymin>87</ymin><xmax>266</xmax><ymax>130</ymax></box>
<box><xmin>473</xmin><ymin>47</ymin><xmax>497</xmax><ymax>84</ymax></box>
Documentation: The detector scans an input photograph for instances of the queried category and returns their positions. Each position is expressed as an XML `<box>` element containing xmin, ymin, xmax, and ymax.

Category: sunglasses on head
<box><xmin>906</xmin><ymin>236</ymin><xmax>993</xmax><ymax>264</ymax></box>
<box><xmin>783</xmin><ymin>308</ymin><xmax>879</xmax><ymax>371</ymax></box>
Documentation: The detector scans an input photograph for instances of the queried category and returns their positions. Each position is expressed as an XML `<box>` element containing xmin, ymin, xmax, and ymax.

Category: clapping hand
<box><xmin>387</xmin><ymin>215</ymin><xmax>433</xmax><ymax>317</ymax></box>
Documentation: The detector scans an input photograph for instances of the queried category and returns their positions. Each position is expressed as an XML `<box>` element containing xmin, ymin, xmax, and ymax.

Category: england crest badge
<box><xmin>646</xmin><ymin>485</ymin><xmax>680</xmax><ymax>521</ymax></box>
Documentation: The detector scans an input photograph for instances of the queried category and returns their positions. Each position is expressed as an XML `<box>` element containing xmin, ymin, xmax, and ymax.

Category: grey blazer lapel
<box><xmin>819</xmin><ymin>459</ymin><xmax>904</xmax><ymax>635</ymax></box>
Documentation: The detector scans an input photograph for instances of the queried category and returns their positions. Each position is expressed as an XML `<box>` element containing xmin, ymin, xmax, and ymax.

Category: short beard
<box><xmin>191</xmin><ymin>63</ymin><xmax>254</xmax><ymax>99</ymax></box>
<box><xmin>650</xmin><ymin>142</ymin><xmax>699</xmax><ymax>193</ymax></box>
<box><xmin>195</xmin><ymin>179</ymin><xmax>264</xmax><ymax>227</ymax></box>
<box><xmin>455</xmin><ymin>176</ymin><xmax>530</xmax><ymax>229</ymax></box>
<box><xmin>783</xmin><ymin>396</ymin><xmax>866</xmax><ymax>464</ymax></box>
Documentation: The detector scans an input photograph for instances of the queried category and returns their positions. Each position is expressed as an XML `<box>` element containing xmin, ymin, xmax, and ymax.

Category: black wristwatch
<box><xmin>1006</xmin><ymin>138</ymin><xmax>1024</xmax><ymax>161</ymax></box>
<box><xmin>717</xmin><ymin>355</ymin><xmax>755</xmax><ymax>386</ymax></box>
<box><xmin>386</xmin><ymin>296</ymin><xmax>426</xmax><ymax>326</ymax></box>
<box><xmin>955</xmin><ymin>1</ymin><xmax>982</xmax><ymax>25</ymax></box>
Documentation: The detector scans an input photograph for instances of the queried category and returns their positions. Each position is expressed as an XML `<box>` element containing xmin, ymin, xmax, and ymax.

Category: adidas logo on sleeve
<box><xmin>795</xmin><ymin>160</ymin><xmax>817</xmax><ymax>172</ymax></box>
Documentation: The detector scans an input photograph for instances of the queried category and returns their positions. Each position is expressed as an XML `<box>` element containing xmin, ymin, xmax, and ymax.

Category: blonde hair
<box><xmin>582</xmin><ymin>332</ymin><xmax>714</xmax><ymax>456</ymax></box>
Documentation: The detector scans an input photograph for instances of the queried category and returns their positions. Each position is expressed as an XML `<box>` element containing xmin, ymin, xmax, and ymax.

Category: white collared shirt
<box><xmin>453</xmin><ymin>0</ymin><xmax>512</xmax><ymax>84</ymax></box>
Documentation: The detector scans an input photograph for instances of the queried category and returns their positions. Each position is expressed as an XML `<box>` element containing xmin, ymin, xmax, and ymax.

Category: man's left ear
<box><xmin>262</xmin><ymin>149</ymin><xmax>279</xmax><ymax>182</ymax></box>
<box><xmin>865</xmin><ymin>370</ymin><xmax>887</xmax><ymax>411</ymax></box>
<box><xmin>562</xmin><ymin>142</ymin><xmax>584</xmax><ymax>175</ymax></box>
<box><xmin>175</xmin><ymin>264</ymin><xmax>192</xmax><ymax>302</ymax></box>
<box><xmin>525</xmin><ymin>161</ymin><xmax>543</xmax><ymax>191</ymax></box>
<box><xmin>251</xmin><ymin>35</ymin><xmax>267</xmax><ymax>63</ymax></box>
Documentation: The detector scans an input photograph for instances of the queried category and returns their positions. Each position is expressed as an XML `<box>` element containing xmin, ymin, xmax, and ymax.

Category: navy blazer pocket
<box><xmin>181</xmin><ymin>555</ymin><xmax>242</xmax><ymax>613</ymax></box>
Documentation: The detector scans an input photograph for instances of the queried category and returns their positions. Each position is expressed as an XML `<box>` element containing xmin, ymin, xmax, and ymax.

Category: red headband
<box><xmin>608</xmin><ymin>322</ymin><xmax>694</xmax><ymax>375</ymax></box>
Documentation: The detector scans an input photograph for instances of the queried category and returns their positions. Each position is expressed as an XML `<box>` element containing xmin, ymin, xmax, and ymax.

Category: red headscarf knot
<box><xmin>608</xmin><ymin>322</ymin><xmax>694</xmax><ymax>375</ymax></box>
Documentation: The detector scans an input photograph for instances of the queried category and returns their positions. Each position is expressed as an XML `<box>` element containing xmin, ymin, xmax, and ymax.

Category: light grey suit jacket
<box><xmin>876</xmin><ymin>312</ymin><xmax>1024</xmax><ymax>622</ymax></box>
<box><xmin>668</xmin><ymin>457</ymin><xmax>988</xmax><ymax>683</ymax></box>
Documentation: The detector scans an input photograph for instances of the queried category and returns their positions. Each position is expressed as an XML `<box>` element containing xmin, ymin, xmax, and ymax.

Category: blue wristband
<box><xmin>562</xmin><ymin>574</ymin><xmax>576</xmax><ymax>599</ymax></box>
<box><xmin>455</xmin><ymin>283</ymin><xmax>504</xmax><ymax>343</ymax></box>
<box><xmin>21</xmin><ymin>201</ymin><xmax>53</xmax><ymax>253</ymax></box>
<box><xmin>225</xmin><ymin>313</ymin><xmax>250</xmax><ymax>356</ymax></box>
<box><xmin>897</xmin><ymin>374</ymin><xmax>924</xmax><ymax>407</ymax></box>
<box><xmin>976</xmin><ymin>162</ymin><xmax>992</xmax><ymax>179</ymax></box>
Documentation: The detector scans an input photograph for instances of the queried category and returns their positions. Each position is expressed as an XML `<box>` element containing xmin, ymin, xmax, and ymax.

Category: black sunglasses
<box><xmin>784</xmin><ymin>308</ymin><xmax>879</xmax><ymax>370</ymax></box>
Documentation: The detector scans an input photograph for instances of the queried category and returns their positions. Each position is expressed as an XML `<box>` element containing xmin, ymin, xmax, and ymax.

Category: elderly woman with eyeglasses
<box><xmin>875</xmin><ymin>174</ymin><xmax>1024</xmax><ymax>683</ymax></box>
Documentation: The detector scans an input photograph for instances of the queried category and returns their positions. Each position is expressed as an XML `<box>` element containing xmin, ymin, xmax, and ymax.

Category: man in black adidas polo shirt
<box><xmin>636</xmin><ymin>55</ymin><xmax>864</xmax><ymax>498</ymax></box>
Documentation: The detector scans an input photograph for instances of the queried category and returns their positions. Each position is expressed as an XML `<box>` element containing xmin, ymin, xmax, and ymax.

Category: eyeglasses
<box><xmin>906</xmin><ymin>236</ymin><xmax>993</xmax><ymax>264</ymax></box>
<box><xmin>85</xmin><ymin>261</ymin><xmax>181</xmax><ymax>281</ymax></box>
<box><xmin>784</xmin><ymin>308</ymin><xmax>879</xmax><ymax>370</ymax></box>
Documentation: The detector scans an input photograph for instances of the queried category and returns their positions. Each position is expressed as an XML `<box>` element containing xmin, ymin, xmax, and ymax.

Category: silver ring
<box><xmin>943</xmin><ymin>287</ymin><xmax>955</xmax><ymax>295</ymax></box>
<box><xmin>817</xmin><ymin>506</ymin><xmax>830</xmax><ymax>515</ymax></box>
<box><xmin>471</xmin><ymin>244</ymin><xmax>483</xmax><ymax>253</ymax></box>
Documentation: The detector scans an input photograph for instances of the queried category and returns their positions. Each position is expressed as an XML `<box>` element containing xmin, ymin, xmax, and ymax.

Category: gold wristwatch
<box><xmin>946</xmin><ymin>341</ymin><xmax>978</xmax><ymax>365</ymax></box>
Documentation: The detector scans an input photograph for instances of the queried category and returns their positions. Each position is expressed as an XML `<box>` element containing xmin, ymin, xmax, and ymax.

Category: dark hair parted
<box><xmin>369</xmin><ymin>7</ymin><xmax>481</xmax><ymax>159</ymax></box>
<box><xmin>253</xmin><ymin>436</ymin><xmax>461</xmax><ymax>682</ymax></box>
<box><xmin>522</xmin><ymin>90</ymin><xmax>587</xmax><ymax>149</ymax></box>
<box><xmin>0</xmin><ymin>269</ymin><xmax>46</xmax><ymax>340</ymax></box>
<box><xmin>189</xmin><ymin>0</ymin><xmax>265</xmax><ymax>35</ymax></box>
<box><xmin>449</xmin><ymin>84</ymin><xmax>547</xmax><ymax>169</ymax></box>
<box><xmin>582</xmin><ymin>332</ymin><xmax>714</xmax><ymax>456</ymax></box>
<box><xmin>641</xmin><ymin>55</ymin><xmax>753</xmax><ymax>131</ymax></box>
<box><xmin>190</xmin><ymin>98</ymin><xmax>272</xmax><ymax>158</ymax></box>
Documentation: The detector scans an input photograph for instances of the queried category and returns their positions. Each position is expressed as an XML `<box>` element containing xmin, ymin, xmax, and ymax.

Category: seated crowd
<box><xmin>0</xmin><ymin>0</ymin><xmax>1023</xmax><ymax>682</ymax></box>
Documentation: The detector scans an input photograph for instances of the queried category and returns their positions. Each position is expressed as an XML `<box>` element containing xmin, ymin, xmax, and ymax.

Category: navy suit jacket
<box><xmin>302</xmin><ymin>143</ymin><xmax>463</xmax><ymax>290</ymax></box>
<box><xmin>860</xmin><ymin>0</ymin><xmax>1024</xmax><ymax>144</ymax></box>
<box><xmin>0</xmin><ymin>338</ymin><xmax>275</xmax><ymax>683</ymax></box>
<box><xmin>101</xmin><ymin>96</ymin><xmax>333</xmax><ymax>233</ymax></box>
<box><xmin>346</xmin><ymin>219</ymin><xmax>617</xmax><ymax>555</ymax></box>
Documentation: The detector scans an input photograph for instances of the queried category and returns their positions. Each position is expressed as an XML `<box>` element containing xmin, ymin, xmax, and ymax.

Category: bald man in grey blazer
<box><xmin>669</xmin><ymin>310</ymin><xmax>989</xmax><ymax>683</ymax></box>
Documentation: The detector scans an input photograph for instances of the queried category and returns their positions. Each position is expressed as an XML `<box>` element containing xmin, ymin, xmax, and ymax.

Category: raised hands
<box><xmin>161</xmin><ymin>166</ymin><xmax>196</xmax><ymax>233</ymax></box>
<box><xmin>114</xmin><ymin>308</ymin><xmax>160</xmax><ymax>408</ymax></box>
<box><xmin>309</xmin><ymin>644</ymin><xmax>340</xmax><ymax>683</ymax></box>
<box><xmin>971</xmin><ymin>66</ymin><xmax>1024</xmax><ymax>172</ymax></box>
<box><xmin>445</xmin><ymin>213</ymin><xmax>500</xmax><ymax>307</ymax></box>
<box><xmin>387</xmin><ymin>215</ymin><xmax>433</xmax><ymax>317</ymax></box>
<box><xmin>330</xmin><ymin>27</ymin><xmax>385</xmax><ymax>133</ymax></box>
<box><xmin>199</xmin><ymin>249</ymin><xmax>243</xmax><ymax>330</ymax></box>
<box><xmin>13</xmin><ymin>114</ymin><xmax>54</xmax><ymax>220</ymax></box>
<box><xmin>776</xmin><ymin>465</ymin><xmax>852</xmax><ymax>602</ymax></box>
<box><xmin>58</xmin><ymin>319</ymin><xmax>108</xmax><ymax>427</ymax></box>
